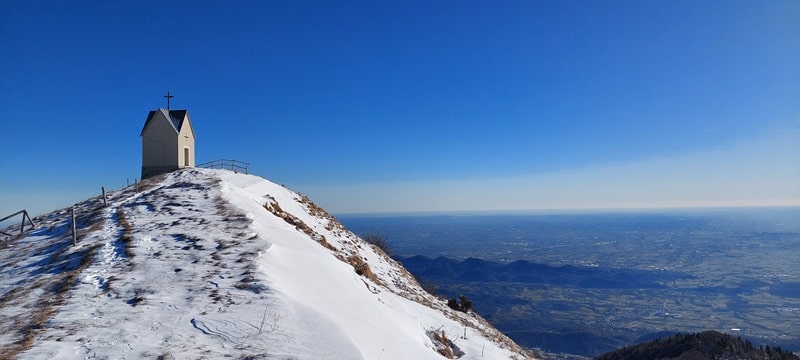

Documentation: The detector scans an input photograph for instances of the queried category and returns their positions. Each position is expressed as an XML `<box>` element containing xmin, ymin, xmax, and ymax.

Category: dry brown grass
<box><xmin>267</xmin><ymin>196</ymin><xmax>396</xmax><ymax>289</ymax></box>
<box><xmin>116</xmin><ymin>209</ymin><xmax>135</xmax><ymax>258</ymax></box>
<box><xmin>0</xmin><ymin>232</ymin><xmax>21</xmax><ymax>252</ymax></box>
<box><xmin>215</xmin><ymin>196</ymin><xmax>249</xmax><ymax>223</ymax></box>
<box><xmin>136</xmin><ymin>172</ymin><xmax>169</xmax><ymax>193</ymax></box>
<box><xmin>298</xmin><ymin>194</ymin><xmax>348</xmax><ymax>235</ymax></box>
<box><xmin>317</xmin><ymin>235</ymin><xmax>337</xmax><ymax>251</ymax></box>
<box><xmin>347</xmin><ymin>255</ymin><xmax>384</xmax><ymax>286</ymax></box>
<box><xmin>263</xmin><ymin>200</ymin><xmax>338</xmax><ymax>252</ymax></box>
<box><xmin>0</xmin><ymin>286</ymin><xmax>27</xmax><ymax>309</ymax></box>
<box><xmin>427</xmin><ymin>330</ymin><xmax>461</xmax><ymax>359</ymax></box>
<box><xmin>76</xmin><ymin>201</ymin><xmax>106</xmax><ymax>235</ymax></box>
<box><xmin>0</xmin><ymin>245</ymin><xmax>99</xmax><ymax>357</ymax></box>
<box><xmin>298</xmin><ymin>194</ymin><xmax>326</xmax><ymax>218</ymax></box>
<box><xmin>434</xmin><ymin>331</ymin><xmax>455</xmax><ymax>359</ymax></box>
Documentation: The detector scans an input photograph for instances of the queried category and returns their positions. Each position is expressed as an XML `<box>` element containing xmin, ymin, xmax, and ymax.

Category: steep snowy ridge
<box><xmin>0</xmin><ymin>169</ymin><xmax>533</xmax><ymax>359</ymax></box>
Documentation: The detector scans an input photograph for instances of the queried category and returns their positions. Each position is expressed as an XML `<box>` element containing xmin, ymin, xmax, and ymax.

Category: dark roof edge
<box><xmin>140</xmin><ymin>108</ymin><xmax>192</xmax><ymax>137</ymax></box>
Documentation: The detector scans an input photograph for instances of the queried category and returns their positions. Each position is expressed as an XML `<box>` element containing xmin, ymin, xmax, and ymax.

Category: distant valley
<box><xmin>397</xmin><ymin>255</ymin><xmax>692</xmax><ymax>289</ymax></box>
<box><xmin>341</xmin><ymin>209</ymin><xmax>800</xmax><ymax>357</ymax></box>
<box><xmin>395</xmin><ymin>254</ymin><xmax>798</xmax><ymax>356</ymax></box>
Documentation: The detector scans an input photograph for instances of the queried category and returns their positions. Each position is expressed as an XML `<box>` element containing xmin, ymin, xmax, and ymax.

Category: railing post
<box><xmin>102</xmin><ymin>187</ymin><xmax>107</xmax><ymax>207</ymax></box>
<box><xmin>71</xmin><ymin>208</ymin><xmax>77</xmax><ymax>246</ymax></box>
<box><xmin>22</xmin><ymin>209</ymin><xmax>36</xmax><ymax>229</ymax></box>
<box><xmin>24</xmin><ymin>210</ymin><xmax>34</xmax><ymax>232</ymax></box>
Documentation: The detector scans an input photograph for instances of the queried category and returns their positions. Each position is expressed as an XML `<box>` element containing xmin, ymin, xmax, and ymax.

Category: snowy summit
<box><xmin>0</xmin><ymin>168</ymin><xmax>532</xmax><ymax>359</ymax></box>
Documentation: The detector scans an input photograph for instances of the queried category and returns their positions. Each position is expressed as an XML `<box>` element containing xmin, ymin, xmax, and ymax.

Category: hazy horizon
<box><xmin>2</xmin><ymin>1</ymin><xmax>798</xmax><ymax>216</ymax></box>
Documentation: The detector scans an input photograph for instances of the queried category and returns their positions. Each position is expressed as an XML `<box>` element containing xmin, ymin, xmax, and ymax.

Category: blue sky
<box><xmin>1</xmin><ymin>0</ymin><xmax>798</xmax><ymax>216</ymax></box>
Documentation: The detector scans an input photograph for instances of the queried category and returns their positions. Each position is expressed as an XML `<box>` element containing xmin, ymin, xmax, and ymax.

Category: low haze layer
<box><xmin>1</xmin><ymin>1</ymin><xmax>798</xmax><ymax>215</ymax></box>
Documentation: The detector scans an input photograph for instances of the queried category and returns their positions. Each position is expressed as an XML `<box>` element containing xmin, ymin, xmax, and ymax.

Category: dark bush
<box><xmin>420</xmin><ymin>279</ymin><xmax>439</xmax><ymax>295</ymax></box>
<box><xmin>447</xmin><ymin>295</ymin><xmax>473</xmax><ymax>313</ymax></box>
<box><xmin>361</xmin><ymin>232</ymin><xmax>392</xmax><ymax>256</ymax></box>
<box><xmin>447</xmin><ymin>298</ymin><xmax>459</xmax><ymax>311</ymax></box>
<box><xmin>459</xmin><ymin>295</ymin><xmax>473</xmax><ymax>312</ymax></box>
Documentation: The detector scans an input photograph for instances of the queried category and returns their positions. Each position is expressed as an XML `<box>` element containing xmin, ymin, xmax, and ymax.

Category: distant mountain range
<box><xmin>397</xmin><ymin>255</ymin><xmax>692</xmax><ymax>289</ymax></box>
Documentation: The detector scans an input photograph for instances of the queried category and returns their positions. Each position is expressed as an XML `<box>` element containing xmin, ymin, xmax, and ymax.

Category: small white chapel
<box><xmin>140</xmin><ymin>92</ymin><xmax>196</xmax><ymax>179</ymax></box>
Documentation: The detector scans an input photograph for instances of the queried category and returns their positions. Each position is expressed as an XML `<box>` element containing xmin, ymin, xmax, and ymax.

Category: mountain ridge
<box><xmin>595</xmin><ymin>330</ymin><xmax>800</xmax><ymax>360</ymax></box>
<box><xmin>0</xmin><ymin>169</ymin><xmax>532</xmax><ymax>359</ymax></box>
<box><xmin>396</xmin><ymin>255</ymin><xmax>691</xmax><ymax>289</ymax></box>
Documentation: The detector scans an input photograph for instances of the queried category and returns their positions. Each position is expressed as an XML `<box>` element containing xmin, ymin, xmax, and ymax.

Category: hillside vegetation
<box><xmin>595</xmin><ymin>331</ymin><xmax>799</xmax><ymax>360</ymax></box>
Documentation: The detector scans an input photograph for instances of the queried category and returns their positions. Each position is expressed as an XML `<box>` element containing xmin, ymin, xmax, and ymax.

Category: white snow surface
<box><xmin>0</xmin><ymin>169</ymin><xmax>532</xmax><ymax>360</ymax></box>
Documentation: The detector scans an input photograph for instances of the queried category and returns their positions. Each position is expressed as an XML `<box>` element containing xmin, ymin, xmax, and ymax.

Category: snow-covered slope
<box><xmin>0</xmin><ymin>169</ymin><xmax>533</xmax><ymax>360</ymax></box>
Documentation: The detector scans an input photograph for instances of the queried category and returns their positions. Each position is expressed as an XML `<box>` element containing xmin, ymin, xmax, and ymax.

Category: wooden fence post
<box><xmin>20</xmin><ymin>210</ymin><xmax>33</xmax><ymax>234</ymax></box>
<box><xmin>71</xmin><ymin>208</ymin><xmax>77</xmax><ymax>246</ymax></box>
<box><xmin>19</xmin><ymin>211</ymin><xmax>25</xmax><ymax>235</ymax></box>
<box><xmin>102</xmin><ymin>187</ymin><xmax>107</xmax><ymax>207</ymax></box>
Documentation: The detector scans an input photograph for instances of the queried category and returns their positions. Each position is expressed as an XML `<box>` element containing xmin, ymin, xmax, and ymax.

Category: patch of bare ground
<box><xmin>297</xmin><ymin>194</ymin><xmax>327</xmax><ymax>218</ymax></box>
<box><xmin>233</xmin><ymin>250</ymin><xmax>267</xmax><ymax>293</ymax></box>
<box><xmin>347</xmin><ymin>255</ymin><xmax>384</xmax><ymax>286</ymax></box>
<box><xmin>135</xmin><ymin>172</ymin><xmax>170</xmax><ymax>193</ymax></box>
<box><xmin>0</xmin><ymin>244</ymin><xmax>99</xmax><ymax>357</ymax></box>
<box><xmin>265</xmin><ymin>198</ymin><xmax>393</xmax><ymax>287</ymax></box>
<box><xmin>75</xmin><ymin>199</ymin><xmax>106</xmax><ymax>235</ymax></box>
<box><xmin>263</xmin><ymin>200</ymin><xmax>338</xmax><ymax>252</ymax></box>
<box><xmin>297</xmin><ymin>194</ymin><xmax>349</xmax><ymax>236</ymax></box>
<box><xmin>427</xmin><ymin>329</ymin><xmax>464</xmax><ymax>359</ymax></box>
<box><xmin>0</xmin><ymin>231</ymin><xmax>23</xmax><ymax>252</ymax></box>
<box><xmin>212</xmin><ymin>196</ymin><xmax>270</xmax><ymax>295</ymax></box>
<box><xmin>116</xmin><ymin>209</ymin><xmax>135</xmax><ymax>258</ymax></box>
<box><xmin>215</xmin><ymin>196</ymin><xmax>249</xmax><ymax>224</ymax></box>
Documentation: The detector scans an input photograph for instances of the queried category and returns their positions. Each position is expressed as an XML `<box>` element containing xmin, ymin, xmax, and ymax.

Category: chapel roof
<box><xmin>140</xmin><ymin>109</ymin><xmax>191</xmax><ymax>136</ymax></box>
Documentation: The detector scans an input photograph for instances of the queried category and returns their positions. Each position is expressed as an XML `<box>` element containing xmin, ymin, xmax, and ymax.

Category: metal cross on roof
<box><xmin>164</xmin><ymin>91</ymin><xmax>174</xmax><ymax>110</ymax></box>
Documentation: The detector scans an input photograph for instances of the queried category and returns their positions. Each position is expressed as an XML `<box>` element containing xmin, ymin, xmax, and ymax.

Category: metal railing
<box><xmin>197</xmin><ymin>159</ymin><xmax>250</xmax><ymax>174</ymax></box>
<box><xmin>0</xmin><ymin>209</ymin><xmax>35</xmax><ymax>237</ymax></box>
